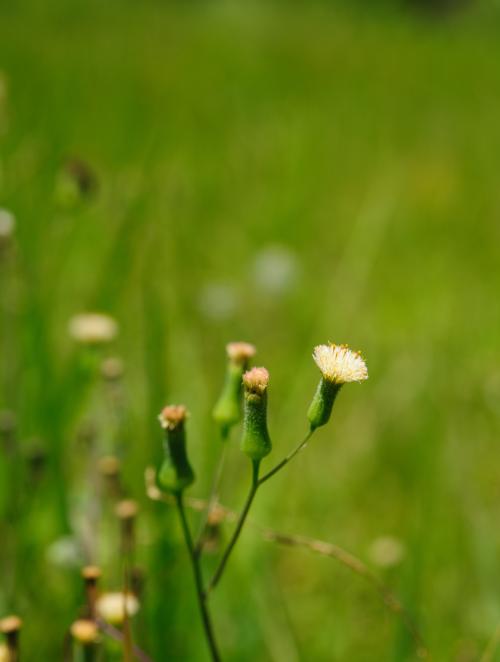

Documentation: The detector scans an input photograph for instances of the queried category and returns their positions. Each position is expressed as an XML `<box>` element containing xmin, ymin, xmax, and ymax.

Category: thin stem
<box><xmin>96</xmin><ymin>618</ymin><xmax>153</xmax><ymax>662</ymax></box>
<box><xmin>258</xmin><ymin>430</ymin><xmax>314</xmax><ymax>486</ymax></box>
<box><xmin>207</xmin><ymin>460</ymin><xmax>260</xmax><ymax>593</ymax></box>
<box><xmin>195</xmin><ymin>434</ymin><xmax>228</xmax><ymax>556</ymax></box>
<box><xmin>175</xmin><ymin>493</ymin><xmax>221</xmax><ymax>662</ymax></box>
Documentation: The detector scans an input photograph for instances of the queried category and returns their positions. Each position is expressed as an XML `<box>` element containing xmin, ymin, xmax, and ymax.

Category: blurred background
<box><xmin>1</xmin><ymin>0</ymin><xmax>500</xmax><ymax>659</ymax></box>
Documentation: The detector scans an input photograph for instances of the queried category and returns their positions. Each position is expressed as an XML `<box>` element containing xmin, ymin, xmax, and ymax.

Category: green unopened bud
<box><xmin>241</xmin><ymin>367</ymin><xmax>272</xmax><ymax>460</ymax></box>
<box><xmin>158</xmin><ymin>405</ymin><xmax>195</xmax><ymax>494</ymax></box>
<box><xmin>213</xmin><ymin>342</ymin><xmax>256</xmax><ymax>436</ymax></box>
<box><xmin>307</xmin><ymin>343</ymin><xmax>368</xmax><ymax>430</ymax></box>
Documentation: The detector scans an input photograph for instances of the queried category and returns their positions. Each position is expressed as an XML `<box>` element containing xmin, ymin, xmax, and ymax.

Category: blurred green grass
<box><xmin>1</xmin><ymin>0</ymin><xmax>500</xmax><ymax>659</ymax></box>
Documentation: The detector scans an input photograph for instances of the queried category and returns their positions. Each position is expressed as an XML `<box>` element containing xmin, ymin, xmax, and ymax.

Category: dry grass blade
<box><xmin>145</xmin><ymin>467</ymin><xmax>429</xmax><ymax>658</ymax></box>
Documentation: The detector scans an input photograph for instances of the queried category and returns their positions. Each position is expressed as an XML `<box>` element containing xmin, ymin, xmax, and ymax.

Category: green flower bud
<box><xmin>213</xmin><ymin>342</ymin><xmax>256</xmax><ymax>436</ymax></box>
<box><xmin>241</xmin><ymin>367</ymin><xmax>272</xmax><ymax>460</ymax></box>
<box><xmin>307</xmin><ymin>343</ymin><xmax>368</xmax><ymax>430</ymax></box>
<box><xmin>158</xmin><ymin>405</ymin><xmax>195</xmax><ymax>494</ymax></box>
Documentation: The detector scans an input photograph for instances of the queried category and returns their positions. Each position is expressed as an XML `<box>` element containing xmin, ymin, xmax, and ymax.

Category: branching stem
<box><xmin>258</xmin><ymin>430</ymin><xmax>314</xmax><ymax>485</ymax></box>
<box><xmin>207</xmin><ymin>460</ymin><xmax>260</xmax><ymax>593</ymax></box>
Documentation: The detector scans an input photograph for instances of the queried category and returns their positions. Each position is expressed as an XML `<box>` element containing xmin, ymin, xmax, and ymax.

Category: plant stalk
<box><xmin>207</xmin><ymin>460</ymin><xmax>260</xmax><ymax>593</ymax></box>
<box><xmin>258</xmin><ymin>430</ymin><xmax>314</xmax><ymax>486</ymax></box>
<box><xmin>175</xmin><ymin>494</ymin><xmax>221</xmax><ymax>662</ymax></box>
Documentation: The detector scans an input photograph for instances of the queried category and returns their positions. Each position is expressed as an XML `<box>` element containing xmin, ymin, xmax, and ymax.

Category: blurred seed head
<box><xmin>68</xmin><ymin>313</ymin><xmax>118</xmax><ymax>345</ymax></box>
<box><xmin>98</xmin><ymin>455</ymin><xmax>121</xmax><ymax>478</ymax></box>
<box><xmin>252</xmin><ymin>245</ymin><xmax>300</xmax><ymax>296</ymax></box>
<box><xmin>226</xmin><ymin>341</ymin><xmax>256</xmax><ymax>366</ymax></box>
<box><xmin>197</xmin><ymin>282</ymin><xmax>238</xmax><ymax>321</ymax></box>
<box><xmin>115</xmin><ymin>499</ymin><xmax>139</xmax><ymax>521</ymax></box>
<box><xmin>313</xmin><ymin>344</ymin><xmax>368</xmax><ymax>384</ymax></box>
<box><xmin>82</xmin><ymin>565</ymin><xmax>101</xmax><ymax>582</ymax></box>
<box><xmin>158</xmin><ymin>405</ymin><xmax>188</xmax><ymax>430</ymax></box>
<box><xmin>70</xmin><ymin>619</ymin><xmax>99</xmax><ymax>645</ymax></box>
<box><xmin>368</xmin><ymin>536</ymin><xmax>406</xmax><ymax>569</ymax></box>
<box><xmin>96</xmin><ymin>592</ymin><xmax>139</xmax><ymax>626</ymax></box>
<box><xmin>242</xmin><ymin>367</ymin><xmax>269</xmax><ymax>395</ymax></box>
<box><xmin>101</xmin><ymin>356</ymin><xmax>124</xmax><ymax>381</ymax></box>
<box><xmin>0</xmin><ymin>616</ymin><xmax>22</xmax><ymax>635</ymax></box>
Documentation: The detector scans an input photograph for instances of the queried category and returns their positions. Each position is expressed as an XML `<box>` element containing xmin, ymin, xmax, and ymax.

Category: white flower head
<box><xmin>158</xmin><ymin>404</ymin><xmax>188</xmax><ymax>430</ymax></box>
<box><xmin>68</xmin><ymin>313</ymin><xmax>118</xmax><ymax>344</ymax></box>
<box><xmin>96</xmin><ymin>592</ymin><xmax>140</xmax><ymax>626</ymax></box>
<box><xmin>313</xmin><ymin>343</ymin><xmax>368</xmax><ymax>384</ymax></box>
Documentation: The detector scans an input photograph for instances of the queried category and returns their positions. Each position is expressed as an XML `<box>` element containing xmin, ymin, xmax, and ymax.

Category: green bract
<box><xmin>241</xmin><ymin>389</ymin><xmax>272</xmax><ymax>461</ymax></box>
<box><xmin>158</xmin><ymin>417</ymin><xmax>195</xmax><ymax>494</ymax></box>
<box><xmin>212</xmin><ymin>361</ymin><xmax>244</xmax><ymax>435</ymax></box>
<box><xmin>307</xmin><ymin>378</ymin><xmax>342</xmax><ymax>431</ymax></box>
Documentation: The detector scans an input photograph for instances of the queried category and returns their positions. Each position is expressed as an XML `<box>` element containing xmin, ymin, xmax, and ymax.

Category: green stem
<box><xmin>175</xmin><ymin>494</ymin><xmax>221</xmax><ymax>662</ymax></box>
<box><xmin>207</xmin><ymin>460</ymin><xmax>260</xmax><ymax>593</ymax></box>
<box><xmin>258</xmin><ymin>430</ymin><xmax>314</xmax><ymax>486</ymax></box>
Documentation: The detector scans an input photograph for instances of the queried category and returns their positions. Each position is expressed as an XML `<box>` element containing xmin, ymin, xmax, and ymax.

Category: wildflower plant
<box><xmin>155</xmin><ymin>340</ymin><xmax>368</xmax><ymax>661</ymax></box>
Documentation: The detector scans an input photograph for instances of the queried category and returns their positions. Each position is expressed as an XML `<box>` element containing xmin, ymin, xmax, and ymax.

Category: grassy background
<box><xmin>1</xmin><ymin>0</ymin><xmax>500</xmax><ymax>659</ymax></box>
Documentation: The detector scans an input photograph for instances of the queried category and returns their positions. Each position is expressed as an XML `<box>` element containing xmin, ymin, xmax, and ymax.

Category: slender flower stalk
<box><xmin>176</xmin><ymin>493</ymin><xmax>221</xmax><ymax>662</ymax></box>
<box><xmin>207</xmin><ymin>459</ymin><xmax>260</xmax><ymax>593</ymax></box>
<box><xmin>258</xmin><ymin>429</ymin><xmax>314</xmax><ymax>485</ymax></box>
<box><xmin>81</xmin><ymin>565</ymin><xmax>101</xmax><ymax>619</ymax></box>
<box><xmin>157</xmin><ymin>405</ymin><xmax>221</xmax><ymax>662</ymax></box>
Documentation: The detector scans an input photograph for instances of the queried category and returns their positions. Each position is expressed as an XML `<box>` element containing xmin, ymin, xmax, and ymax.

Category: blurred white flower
<box><xmin>0</xmin><ymin>208</ymin><xmax>15</xmax><ymax>241</ymax></box>
<box><xmin>96</xmin><ymin>591</ymin><xmax>140</xmax><ymax>625</ymax></box>
<box><xmin>46</xmin><ymin>536</ymin><xmax>84</xmax><ymax>569</ymax></box>
<box><xmin>368</xmin><ymin>535</ymin><xmax>406</xmax><ymax>569</ymax></box>
<box><xmin>68</xmin><ymin>313</ymin><xmax>118</xmax><ymax>344</ymax></box>
<box><xmin>252</xmin><ymin>245</ymin><xmax>300</xmax><ymax>296</ymax></box>
<box><xmin>198</xmin><ymin>282</ymin><xmax>237</xmax><ymax>321</ymax></box>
